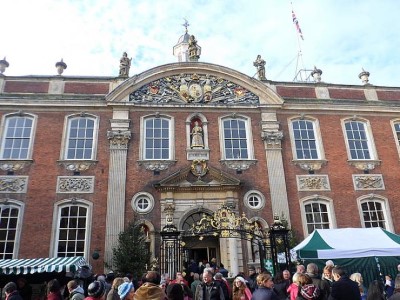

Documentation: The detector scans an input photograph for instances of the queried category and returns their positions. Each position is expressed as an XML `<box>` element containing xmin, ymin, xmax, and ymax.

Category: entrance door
<box><xmin>183</xmin><ymin>236</ymin><xmax>219</xmax><ymax>266</ymax></box>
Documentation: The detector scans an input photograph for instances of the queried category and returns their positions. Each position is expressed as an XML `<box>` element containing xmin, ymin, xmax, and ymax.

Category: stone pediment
<box><xmin>154</xmin><ymin>164</ymin><xmax>241</xmax><ymax>192</ymax></box>
<box><xmin>106</xmin><ymin>62</ymin><xmax>283</xmax><ymax>106</ymax></box>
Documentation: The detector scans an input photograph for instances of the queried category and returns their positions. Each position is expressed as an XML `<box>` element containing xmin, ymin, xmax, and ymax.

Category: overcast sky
<box><xmin>2</xmin><ymin>0</ymin><xmax>399</xmax><ymax>87</ymax></box>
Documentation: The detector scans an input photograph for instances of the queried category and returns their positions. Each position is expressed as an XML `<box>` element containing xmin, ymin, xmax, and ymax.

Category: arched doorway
<box><xmin>181</xmin><ymin>211</ymin><xmax>219</xmax><ymax>267</ymax></box>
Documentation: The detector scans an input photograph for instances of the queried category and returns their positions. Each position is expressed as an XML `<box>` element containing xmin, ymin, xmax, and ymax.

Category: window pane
<box><xmin>292</xmin><ymin>120</ymin><xmax>319</xmax><ymax>160</ymax></box>
<box><xmin>223</xmin><ymin>119</ymin><xmax>249</xmax><ymax>160</ymax></box>
<box><xmin>304</xmin><ymin>203</ymin><xmax>330</xmax><ymax>234</ymax></box>
<box><xmin>144</xmin><ymin>117</ymin><xmax>170</xmax><ymax>160</ymax></box>
<box><xmin>56</xmin><ymin>205</ymin><xmax>87</xmax><ymax>257</ymax></box>
<box><xmin>0</xmin><ymin>206</ymin><xmax>20</xmax><ymax>259</ymax></box>
<box><xmin>2</xmin><ymin>116</ymin><xmax>33</xmax><ymax>159</ymax></box>
<box><xmin>345</xmin><ymin>121</ymin><xmax>371</xmax><ymax>160</ymax></box>
<box><xmin>361</xmin><ymin>200</ymin><xmax>386</xmax><ymax>229</ymax></box>
<box><xmin>66</xmin><ymin>117</ymin><xmax>95</xmax><ymax>160</ymax></box>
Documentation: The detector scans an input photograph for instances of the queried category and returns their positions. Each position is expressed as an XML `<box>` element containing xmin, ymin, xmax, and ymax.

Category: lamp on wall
<box><xmin>92</xmin><ymin>249</ymin><xmax>100</xmax><ymax>260</ymax></box>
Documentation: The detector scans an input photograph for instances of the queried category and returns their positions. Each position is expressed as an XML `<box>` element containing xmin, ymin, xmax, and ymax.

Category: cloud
<box><xmin>2</xmin><ymin>0</ymin><xmax>398</xmax><ymax>87</ymax></box>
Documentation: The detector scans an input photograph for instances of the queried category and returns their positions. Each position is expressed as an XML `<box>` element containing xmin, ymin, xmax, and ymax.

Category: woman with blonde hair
<box><xmin>350</xmin><ymin>273</ymin><xmax>367</xmax><ymax>300</ymax></box>
<box><xmin>107</xmin><ymin>277</ymin><xmax>125</xmax><ymax>300</ymax></box>
<box><xmin>287</xmin><ymin>273</ymin><xmax>300</xmax><ymax>300</ymax></box>
<box><xmin>232</xmin><ymin>276</ymin><xmax>252</xmax><ymax>300</ymax></box>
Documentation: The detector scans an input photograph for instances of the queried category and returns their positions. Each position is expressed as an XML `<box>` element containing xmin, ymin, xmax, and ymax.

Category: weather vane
<box><xmin>182</xmin><ymin>18</ymin><xmax>189</xmax><ymax>32</ymax></box>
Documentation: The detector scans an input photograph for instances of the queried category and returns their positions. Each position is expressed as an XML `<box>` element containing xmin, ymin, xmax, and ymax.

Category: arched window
<box><xmin>300</xmin><ymin>196</ymin><xmax>336</xmax><ymax>235</ymax></box>
<box><xmin>0</xmin><ymin>201</ymin><xmax>24</xmax><ymax>259</ymax></box>
<box><xmin>357</xmin><ymin>195</ymin><xmax>392</xmax><ymax>231</ymax></box>
<box><xmin>0</xmin><ymin>113</ymin><xmax>36</xmax><ymax>160</ymax></box>
<box><xmin>182</xmin><ymin>211</ymin><xmax>212</xmax><ymax>231</ymax></box>
<box><xmin>53</xmin><ymin>200</ymin><xmax>92</xmax><ymax>257</ymax></box>
<box><xmin>62</xmin><ymin>114</ymin><xmax>99</xmax><ymax>160</ymax></box>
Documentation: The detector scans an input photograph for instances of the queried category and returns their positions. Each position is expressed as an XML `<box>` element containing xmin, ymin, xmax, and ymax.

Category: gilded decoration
<box><xmin>57</xmin><ymin>176</ymin><xmax>95</xmax><ymax>193</ymax></box>
<box><xmin>352</xmin><ymin>174</ymin><xmax>384</xmax><ymax>190</ymax></box>
<box><xmin>187</xmin><ymin>204</ymin><xmax>265</xmax><ymax>239</ymax></box>
<box><xmin>129</xmin><ymin>73</ymin><xmax>259</xmax><ymax>105</ymax></box>
<box><xmin>0</xmin><ymin>176</ymin><xmax>28</xmax><ymax>193</ymax></box>
<box><xmin>296</xmin><ymin>175</ymin><xmax>330</xmax><ymax>191</ymax></box>
<box><xmin>191</xmin><ymin>159</ymin><xmax>208</xmax><ymax>178</ymax></box>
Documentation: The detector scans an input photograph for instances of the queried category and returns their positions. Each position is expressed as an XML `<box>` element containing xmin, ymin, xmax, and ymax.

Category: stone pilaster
<box><xmin>261</xmin><ymin>113</ymin><xmax>291</xmax><ymax>226</ymax></box>
<box><xmin>104</xmin><ymin>126</ymin><xmax>131</xmax><ymax>269</ymax></box>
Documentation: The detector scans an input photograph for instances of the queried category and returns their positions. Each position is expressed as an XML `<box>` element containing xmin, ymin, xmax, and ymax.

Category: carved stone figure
<box><xmin>119</xmin><ymin>52</ymin><xmax>132</xmax><ymax>77</ymax></box>
<box><xmin>191</xmin><ymin>121</ymin><xmax>204</xmax><ymax>148</ymax></box>
<box><xmin>188</xmin><ymin>35</ymin><xmax>199</xmax><ymax>60</ymax></box>
<box><xmin>253</xmin><ymin>55</ymin><xmax>266</xmax><ymax>80</ymax></box>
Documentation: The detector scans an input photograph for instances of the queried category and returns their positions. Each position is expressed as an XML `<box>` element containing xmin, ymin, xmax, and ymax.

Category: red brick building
<box><xmin>1</xmin><ymin>33</ymin><xmax>399</xmax><ymax>275</ymax></box>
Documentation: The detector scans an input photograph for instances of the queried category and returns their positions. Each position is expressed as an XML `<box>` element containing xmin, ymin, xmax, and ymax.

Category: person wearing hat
<box><xmin>85</xmin><ymin>280</ymin><xmax>107</xmax><ymax>300</ymax></box>
<box><xmin>4</xmin><ymin>282</ymin><xmax>23</xmax><ymax>300</ymax></box>
<box><xmin>117</xmin><ymin>282</ymin><xmax>134</xmax><ymax>300</ymax></box>
<box><xmin>232</xmin><ymin>276</ymin><xmax>251</xmax><ymax>300</ymax></box>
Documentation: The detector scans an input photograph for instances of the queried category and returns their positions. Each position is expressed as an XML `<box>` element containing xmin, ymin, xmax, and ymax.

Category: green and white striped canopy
<box><xmin>0</xmin><ymin>256</ymin><xmax>89</xmax><ymax>275</ymax></box>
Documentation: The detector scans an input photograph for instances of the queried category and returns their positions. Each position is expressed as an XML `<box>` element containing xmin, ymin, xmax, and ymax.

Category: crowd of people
<box><xmin>3</xmin><ymin>261</ymin><xmax>400</xmax><ymax>300</ymax></box>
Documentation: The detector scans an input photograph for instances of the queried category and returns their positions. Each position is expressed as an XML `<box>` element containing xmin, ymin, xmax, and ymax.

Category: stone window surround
<box><xmin>131</xmin><ymin>192</ymin><xmax>155</xmax><ymax>214</ymax></box>
<box><xmin>243</xmin><ymin>190</ymin><xmax>266</xmax><ymax>211</ymax></box>
<box><xmin>50</xmin><ymin>198</ymin><xmax>93</xmax><ymax>258</ymax></box>
<box><xmin>0</xmin><ymin>112</ymin><xmax>37</xmax><ymax>161</ymax></box>
<box><xmin>288</xmin><ymin>115</ymin><xmax>327</xmax><ymax>172</ymax></box>
<box><xmin>356</xmin><ymin>194</ymin><xmax>393</xmax><ymax>232</ymax></box>
<box><xmin>0</xmin><ymin>199</ymin><xmax>25</xmax><ymax>259</ymax></box>
<box><xmin>299</xmin><ymin>195</ymin><xmax>337</xmax><ymax>236</ymax></box>
<box><xmin>60</xmin><ymin>113</ymin><xmax>100</xmax><ymax>161</ymax></box>
<box><xmin>341</xmin><ymin>117</ymin><xmax>379</xmax><ymax>170</ymax></box>
<box><xmin>218</xmin><ymin>114</ymin><xmax>255</xmax><ymax>170</ymax></box>
<box><xmin>138</xmin><ymin>114</ymin><xmax>175</xmax><ymax>171</ymax></box>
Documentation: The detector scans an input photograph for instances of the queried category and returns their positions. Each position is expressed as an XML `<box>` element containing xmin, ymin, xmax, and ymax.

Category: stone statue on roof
<box><xmin>188</xmin><ymin>35</ymin><xmax>200</xmax><ymax>61</ymax></box>
<box><xmin>119</xmin><ymin>52</ymin><xmax>132</xmax><ymax>77</ymax></box>
<box><xmin>253</xmin><ymin>55</ymin><xmax>266</xmax><ymax>80</ymax></box>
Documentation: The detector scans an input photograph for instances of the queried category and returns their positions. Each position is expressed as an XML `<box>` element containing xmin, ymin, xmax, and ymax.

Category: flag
<box><xmin>292</xmin><ymin>10</ymin><xmax>304</xmax><ymax>40</ymax></box>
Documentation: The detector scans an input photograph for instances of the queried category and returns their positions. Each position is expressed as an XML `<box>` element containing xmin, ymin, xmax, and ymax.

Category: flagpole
<box><xmin>291</xmin><ymin>1</ymin><xmax>306</xmax><ymax>81</ymax></box>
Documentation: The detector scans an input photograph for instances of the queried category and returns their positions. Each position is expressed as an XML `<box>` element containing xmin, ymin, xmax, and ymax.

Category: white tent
<box><xmin>292</xmin><ymin>228</ymin><xmax>400</xmax><ymax>287</ymax></box>
<box><xmin>293</xmin><ymin>227</ymin><xmax>400</xmax><ymax>259</ymax></box>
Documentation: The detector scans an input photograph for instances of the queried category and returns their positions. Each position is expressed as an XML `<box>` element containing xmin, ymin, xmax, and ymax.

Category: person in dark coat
<box><xmin>328</xmin><ymin>266</ymin><xmax>360</xmax><ymax>300</ymax></box>
<box><xmin>306</xmin><ymin>263</ymin><xmax>330</xmax><ymax>300</ymax></box>
<box><xmin>5</xmin><ymin>282</ymin><xmax>23</xmax><ymax>300</ymax></box>
<box><xmin>388</xmin><ymin>275</ymin><xmax>400</xmax><ymax>300</ymax></box>
<box><xmin>251</xmin><ymin>273</ymin><xmax>278</xmax><ymax>300</ymax></box>
<box><xmin>273</xmin><ymin>271</ymin><xmax>289</xmax><ymax>300</ymax></box>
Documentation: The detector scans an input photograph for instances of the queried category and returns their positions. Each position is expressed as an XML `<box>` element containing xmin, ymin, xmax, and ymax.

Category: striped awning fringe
<box><xmin>0</xmin><ymin>256</ymin><xmax>89</xmax><ymax>275</ymax></box>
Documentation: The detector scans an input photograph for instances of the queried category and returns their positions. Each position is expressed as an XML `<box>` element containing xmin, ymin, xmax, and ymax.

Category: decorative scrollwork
<box><xmin>187</xmin><ymin>204</ymin><xmax>266</xmax><ymax>240</ymax></box>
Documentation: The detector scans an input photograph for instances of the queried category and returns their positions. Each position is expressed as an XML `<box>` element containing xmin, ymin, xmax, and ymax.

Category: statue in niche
<box><xmin>253</xmin><ymin>54</ymin><xmax>266</xmax><ymax>80</ymax></box>
<box><xmin>119</xmin><ymin>52</ymin><xmax>132</xmax><ymax>77</ymax></box>
<box><xmin>191</xmin><ymin>121</ymin><xmax>204</xmax><ymax>148</ymax></box>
